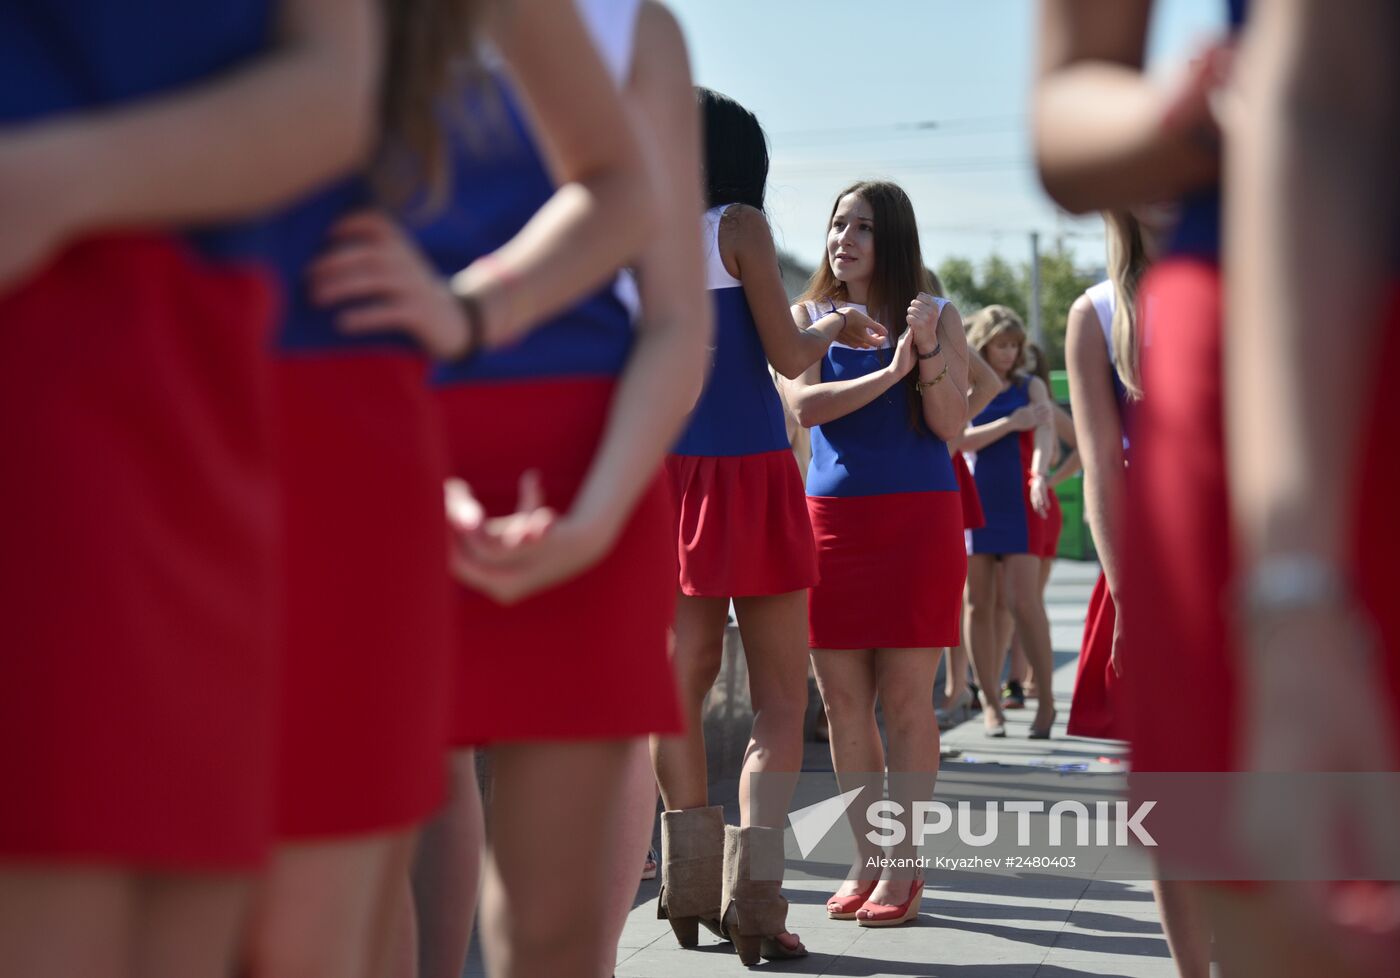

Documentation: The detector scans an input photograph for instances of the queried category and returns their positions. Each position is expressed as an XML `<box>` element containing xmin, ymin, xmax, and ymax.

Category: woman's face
<box><xmin>827</xmin><ymin>193</ymin><xmax>876</xmax><ymax>287</ymax></box>
<box><xmin>986</xmin><ymin>333</ymin><xmax>1022</xmax><ymax>376</ymax></box>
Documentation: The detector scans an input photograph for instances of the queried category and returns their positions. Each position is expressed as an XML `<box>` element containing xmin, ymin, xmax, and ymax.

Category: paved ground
<box><xmin>471</xmin><ymin>561</ymin><xmax>1183</xmax><ymax>977</ymax></box>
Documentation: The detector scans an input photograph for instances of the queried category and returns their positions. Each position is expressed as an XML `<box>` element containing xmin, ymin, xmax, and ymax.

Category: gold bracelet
<box><xmin>915</xmin><ymin>363</ymin><xmax>948</xmax><ymax>394</ymax></box>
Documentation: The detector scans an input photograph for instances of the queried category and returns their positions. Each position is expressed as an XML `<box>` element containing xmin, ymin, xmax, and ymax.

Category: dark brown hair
<box><xmin>797</xmin><ymin>180</ymin><xmax>939</xmax><ymax>430</ymax></box>
<box><xmin>375</xmin><ymin>0</ymin><xmax>492</xmax><ymax>210</ymax></box>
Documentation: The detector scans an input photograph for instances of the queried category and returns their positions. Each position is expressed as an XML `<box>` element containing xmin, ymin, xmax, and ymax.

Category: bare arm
<box><xmin>1048</xmin><ymin>403</ymin><xmax>1082</xmax><ymax>486</ymax></box>
<box><xmin>1225</xmin><ymin>0</ymin><xmax>1398</xmax><ymax>568</ymax></box>
<box><xmin>37</xmin><ymin>0</ymin><xmax>377</xmax><ymax>230</ymax></box>
<box><xmin>914</xmin><ymin>303</ymin><xmax>970</xmax><ymax>441</ymax></box>
<box><xmin>566</xmin><ymin>0</ymin><xmax>709</xmax><ymax>549</ymax></box>
<box><xmin>726</xmin><ymin>206</ymin><xmax>847</xmax><ymax>378</ymax></box>
<box><xmin>1034</xmin><ymin>0</ymin><xmax>1219</xmax><ymax>213</ymax></box>
<box><xmin>1065</xmin><ymin>295</ymin><xmax>1127</xmax><ymax>595</ymax></box>
<box><xmin>455</xmin><ymin>0</ymin><xmax>657</xmax><ymax>344</ymax></box>
<box><xmin>967</xmin><ymin>348</ymin><xmax>1002</xmax><ymax>419</ymax></box>
<box><xmin>782</xmin><ymin>305</ymin><xmax>913</xmax><ymax>428</ymax></box>
<box><xmin>1</xmin><ymin>0</ymin><xmax>378</xmax><ymax>287</ymax></box>
<box><xmin>1027</xmin><ymin>376</ymin><xmax>1055</xmax><ymax>478</ymax></box>
<box><xmin>306</xmin><ymin>0</ymin><xmax>659</xmax><ymax>358</ymax></box>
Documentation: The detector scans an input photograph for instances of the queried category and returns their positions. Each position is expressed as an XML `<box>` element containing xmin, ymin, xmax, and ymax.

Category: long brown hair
<box><xmin>964</xmin><ymin>305</ymin><xmax>1028</xmax><ymax>377</ymax></box>
<box><xmin>1103</xmin><ymin>210</ymin><xmax>1149</xmax><ymax>399</ymax></box>
<box><xmin>375</xmin><ymin>0</ymin><xmax>493</xmax><ymax>210</ymax></box>
<box><xmin>797</xmin><ymin>180</ymin><xmax>938</xmax><ymax>430</ymax></box>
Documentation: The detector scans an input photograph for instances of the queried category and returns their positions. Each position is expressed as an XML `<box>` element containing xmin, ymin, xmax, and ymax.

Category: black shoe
<box><xmin>1003</xmin><ymin>680</ymin><xmax>1025</xmax><ymax>710</ymax></box>
<box><xmin>968</xmin><ymin>683</ymin><xmax>982</xmax><ymax>712</ymax></box>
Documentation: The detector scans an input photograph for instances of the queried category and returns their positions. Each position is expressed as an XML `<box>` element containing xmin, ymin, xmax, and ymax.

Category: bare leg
<box><xmin>597</xmin><ymin>740</ymin><xmax>660</xmax><ymax>976</ymax></box>
<box><xmin>479</xmin><ymin>739</ymin><xmax>633</xmax><ymax>978</ymax></box>
<box><xmin>995</xmin><ymin>562</ymin><xmax>1018</xmax><ymax>689</ymax></box>
<box><xmin>1203</xmin><ymin>884</ymin><xmax>1370</xmax><ymax>978</ymax></box>
<box><xmin>0</xmin><ymin>869</ymin><xmax>133</xmax><ymax>978</ymax></box>
<box><xmin>135</xmin><ymin>874</ymin><xmax>253</xmax><ymax>978</ymax></box>
<box><xmin>964</xmin><ymin>554</ymin><xmax>1006</xmax><ymax>732</ymax></box>
<box><xmin>943</xmin><ymin>612</ymin><xmax>971</xmax><ymax>707</ymax></box>
<box><xmin>1003</xmin><ymin>554</ymin><xmax>1058</xmax><ymax>732</ymax></box>
<box><xmin>412</xmin><ymin>750</ymin><xmax>485</xmax><ymax>978</ymax></box>
<box><xmin>871</xmin><ymin>647</ymin><xmax>941</xmax><ymax>906</ymax></box>
<box><xmin>1020</xmin><ymin>557</ymin><xmax>1057</xmax><ymax>696</ymax></box>
<box><xmin>811</xmin><ymin>648</ymin><xmax>884</xmax><ymax>895</ymax></box>
<box><xmin>733</xmin><ymin>590</ymin><xmax>810</xmax><ymax>952</ymax></box>
<box><xmin>733</xmin><ymin>591</ymin><xmax>809</xmax><ymax>830</ymax></box>
<box><xmin>650</xmin><ymin>594</ymin><xmax>728</xmax><ymax>812</ymax></box>
<box><xmin>245</xmin><ymin>831</ymin><xmax>415</xmax><ymax>978</ymax></box>
<box><xmin>1154</xmin><ymin>878</ymin><xmax>1212</xmax><ymax>978</ymax></box>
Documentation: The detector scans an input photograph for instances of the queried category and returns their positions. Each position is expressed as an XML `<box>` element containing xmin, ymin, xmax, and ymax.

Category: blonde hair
<box><xmin>1103</xmin><ymin>210</ymin><xmax>1149</xmax><ymax>399</ymax></box>
<box><xmin>964</xmin><ymin>304</ymin><xmax>1027</xmax><ymax>375</ymax></box>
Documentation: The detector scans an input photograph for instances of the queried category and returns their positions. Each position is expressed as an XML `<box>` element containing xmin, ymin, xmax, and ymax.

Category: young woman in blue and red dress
<box><xmin>309</xmin><ymin>2</ymin><xmax>708</xmax><ymax>974</ymax></box>
<box><xmin>1038</xmin><ymin>1</ymin><xmax>1400</xmax><ymax>975</ymax></box>
<box><xmin>651</xmin><ymin>89</ymin><xmax>885</xmax><ymax>962</ymax></box>
<box><xmin>959</xmin><ymin>306</ymin><xmax>1059</xmax><ymax>739</ymax></box>
<box><xmin>1003</xmin><ymin>341</ymin><xmax>1079</xmax><ymax>707</ymax></box>
<box><xmin>787</xmin><ymin>180</ymin><xmax>970</xmax><ymax>929</ymax></box>
<box><xmin>241</xmin><ymin>3</ymin><xmax>665</xmax><ymax>977</ymax></box>
<box><xmin>0</xmin><ymin>2</ymin><xmax>376</xmax><ymax>975</ymax></box>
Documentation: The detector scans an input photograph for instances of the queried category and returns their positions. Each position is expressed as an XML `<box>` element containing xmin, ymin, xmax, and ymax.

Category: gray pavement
<box><xmin>472</xmin><ymin>561</ymin><xmax>1180</xmax><ymax>977</ymax></box>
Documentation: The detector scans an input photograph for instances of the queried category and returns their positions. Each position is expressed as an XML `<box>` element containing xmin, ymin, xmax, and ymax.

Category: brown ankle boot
<box><xmin>721</xmin><ymin>824</ymin><xmax>807</xmax><ymax>965</ymax></box>
<box><xmin>656</xmin><ymin>806</ymin><xmax>726</xmax><ymax>947</ymax></box>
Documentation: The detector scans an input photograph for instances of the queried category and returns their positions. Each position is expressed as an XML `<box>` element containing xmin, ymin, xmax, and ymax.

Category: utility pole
<box><xmin>1029</xmin><ymin>230</ymin><xmax>1043</xmax><ymax>345</ymax></box>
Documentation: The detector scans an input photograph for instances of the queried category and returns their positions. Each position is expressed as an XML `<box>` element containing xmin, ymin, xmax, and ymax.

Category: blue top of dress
<box><xmin>672</xmin><ymin>205</ymin><xmax>790</xmax><ymax>456</ymax></box>
<box><xmin>803</xmin><ymin>300</ymin><xmax>959</xmax><ymax>498</ymax></box>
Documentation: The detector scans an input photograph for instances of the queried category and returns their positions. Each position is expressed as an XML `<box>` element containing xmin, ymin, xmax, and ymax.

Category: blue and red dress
<box><xmin>264</xmin><ymin>179</ymin><xmax>453</xmax><ymax>839</ymax></box>
<box><xmin>1067</xmin><ymin>279</ymin><xmax>1128</xmax><ymax>741</ymax></box>
<box><xmin>409</xmin><ymin>0</ymin><xmax>682</xmax><ymax>745</ymax></box>
<box><xmin>965</xmin><ymin>378</ymin><xmax>1048</xmax><ymax>557</ymax></box>
<box><xmin>0</xmin><ymin>1</ymin><xmax>282</xmax><ymax>870</ymax></box>
<box><xmin>1122</xmin><ymin>0</ymin><xmax>1400</xmax><ymax>778</ymax></box>
<box><xmin>803</xmin><ymin>300</ymin><xmax>967</xmax><ymax>650</ymax></box>
<box><xmin>952</xmin><ymin>450</ymin><xmax>986</xmax><ymax>530</ymax></box>
<box><xmin>667</xmin><ymin>205</ymin><xmax>818</xmax><ymax>597</ymax></box>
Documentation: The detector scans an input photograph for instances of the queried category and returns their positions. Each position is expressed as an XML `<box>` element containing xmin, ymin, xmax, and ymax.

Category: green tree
<box><xmin>936</xmin><ymin>243</ymin><xmax>1097</xmax><ymax>371</ymax></box>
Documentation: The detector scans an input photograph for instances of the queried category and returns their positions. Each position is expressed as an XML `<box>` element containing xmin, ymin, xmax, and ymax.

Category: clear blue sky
<box><xmin>666</xmin><ymin>0</ymin><xmax>1227</xmax><ymax>275</ymax></box>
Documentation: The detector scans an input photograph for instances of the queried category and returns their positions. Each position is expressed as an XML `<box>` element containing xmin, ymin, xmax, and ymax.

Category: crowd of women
<box><xmin>1</xmin><ymin>1</ymin><xmax>1395</xmax><ymax>977</ymax></box>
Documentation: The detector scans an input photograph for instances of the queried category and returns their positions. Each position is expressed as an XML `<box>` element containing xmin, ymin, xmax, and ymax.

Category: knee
<box><xmin>673</xmin><ymin>634</ymin><xmax>724</xmax><ymax>700</ymax></box>
<box><xmin>965</xmin><ymin>595</ymin><xmax>994</xmax><ymax>624</ymax></box>
<box><xmin>820</xmin><ymin>686</ymin><xmax>875</xmax><ymax>725</ymax></box>
<box><xmin>880</xmin><ymin>693</ymin><xmax>933</xmax><ymax>735</ymax></box>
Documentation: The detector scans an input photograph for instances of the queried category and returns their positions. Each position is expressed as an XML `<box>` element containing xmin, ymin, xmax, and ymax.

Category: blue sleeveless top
<box><xmin>0</xmin><ymin>1</ymin><xmax>274</xmax><ymax>264</ymax></box>
<box><xmin>804</xmin><ymin>301</ymin><xmax>959</xmax><ymax>498</ymax></box>
<box><xmin>1168</xmin><ymin>0</ymin><xmax>1248</xmax><ymax>260</ymax></box>
<box><xmin>968</xmin><ymin>378</ymin><xmax>1032</xmax><ymax>516</ymax></box>
<box><xmin>673</xmin><ymin>206</ymin><xmax>790</xmax><ymax>456</ymax></box>
<box><xmin>411</xmin><ymin>79</ymin><xmax>634</xmax><ymax>385</ymax></box>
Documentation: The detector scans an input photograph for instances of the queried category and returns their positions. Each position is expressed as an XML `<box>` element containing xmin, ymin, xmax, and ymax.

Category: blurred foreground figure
<box><xmin>0</xmin><ymin>2</ymin><xmax>377</xmax><ymax>977</ymax></box>
<box><xmin>1038</xmin><ymin>1</ymin><xmax>1400</xmax><ymax>976</ymax></box>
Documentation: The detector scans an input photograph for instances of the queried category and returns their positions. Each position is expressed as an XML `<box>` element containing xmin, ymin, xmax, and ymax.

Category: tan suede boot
<box><xmin>656</xmin><ymin>806</ymin><xmax>726</xmax><ymax>947</ymax></box>
<box><xmin>720</xmin><ymin>824</ymin><xmax>807</xmax><ymax>965</ymax></box>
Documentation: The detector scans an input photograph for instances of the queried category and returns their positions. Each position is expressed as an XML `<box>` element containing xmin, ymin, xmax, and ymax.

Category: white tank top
<box><xmin>702</xmin><ymin>204</ymin><xmax>743</xmax><ymax>290</ymax></box>
<box><xmin>1085</xmin><ymin>279</ymin><xmax>1116</xmax><ymax>366</ymax></box>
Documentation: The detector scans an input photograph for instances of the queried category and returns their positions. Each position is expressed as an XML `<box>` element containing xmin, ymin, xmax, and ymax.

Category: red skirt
<box><xmin>0</xmin><ymin>234</ymin><xmax>280</xmax><ymax>870</ymax></box>
<box><xmin>667</xmin><ymin>450</ymin><xmax>818</xmax><ymax>597</ymax></box>
<box><xmin>1122</xmin><ymin>261</ymin><xmax>1400</xmax><ymax>774</ymax></box>
<box><xmin>807</xmin><ymin>491</ymin><xmax>966</xmax><ymax>649</ymax></box>
<box><xmin>273</xmin><ymin>352</ymin><xmax>453</xmax><ymax>838</ymax></box>
<box><xmin>437</xmin><ymin>378</ymin><xmax>683</xmax><ymax>745</ymax></box>
<box><xmin>1066</xmin><ymin>574</ymin><xmax>1127</xmax><ymax>740</ymax></box>
<box><xmin>1033</xmin><ymin>489</ymin><xmax>1063</xmax><ymax>559</ymax></box>
<box><xmin>953</xmin><ymin>451</ymin><xmax>986</xmax><ymax>530</ymax></box>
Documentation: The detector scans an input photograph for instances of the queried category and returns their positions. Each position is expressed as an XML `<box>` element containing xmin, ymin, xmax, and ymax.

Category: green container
<box><xmin>1049</xmin><ymin>370</ymin><xmax>1094</xmax><ymax>561</ymax></box>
